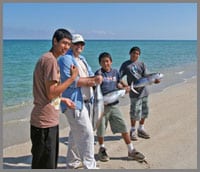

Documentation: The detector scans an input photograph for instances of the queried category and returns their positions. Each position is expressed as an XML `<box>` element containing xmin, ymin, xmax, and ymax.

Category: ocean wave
<box><xmin>176</xmin><ymin>71</ymin><xmax>184</xmax><ymax>75</ymax></box>
<box><xmin>3</xmin><ymin>117</ymin><xmax>30</xmax><ymax>125</ymax></box>
<box><xmin>3</xmin><ymin>100</ymin><xmax>33</xmax><ymax>112</ymax></box>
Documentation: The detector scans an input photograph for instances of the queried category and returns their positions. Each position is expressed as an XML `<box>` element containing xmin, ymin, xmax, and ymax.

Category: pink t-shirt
<box><xmin>31</xmin><ymin>52</ymin><xmax>60</xmax><ymax>128</ymax></box>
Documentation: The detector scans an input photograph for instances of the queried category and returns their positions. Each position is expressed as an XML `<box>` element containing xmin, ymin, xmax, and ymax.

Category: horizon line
<box><xmin>3</xmin><ymin>39</ymin><xmax>197</xmax><ymax>41</ymax></box>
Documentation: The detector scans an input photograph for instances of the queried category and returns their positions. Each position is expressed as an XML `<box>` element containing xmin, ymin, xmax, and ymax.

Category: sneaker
<box><xmin>137</xmin><ymin>129</ymin><xmax>150</xmax><ymax>139</ymax></box>
<box><xmin>130</xmin><ymin>130</ymin><xmax>138</xmax><ymax>141</ymax></box>
<box><xmin>66</xmin><ymin>162</ymin><xmax>83</xmax><ymax>169</ymax></box>
<box><xmin>128</xmin><ymin>149</ymin><xmax>145</xmax><ymax>162</ymax></box>
<box><xmin>93</xmin><ymin>164</ymin><xmax>100</xmax><ymax>169</ymax></box>
<box><xmin>98</xmin><ymin>147</ymin><xmax>110</xmax><ymax>162</ymax></box>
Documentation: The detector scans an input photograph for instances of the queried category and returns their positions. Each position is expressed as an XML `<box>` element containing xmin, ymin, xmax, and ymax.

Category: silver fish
<box><xmin>93</xmin><ymin>84</ymin><xmax>104</xmax><ymax>131</ymax></box>
<box><xmin>103</xmin><ymin>89</ymin><xmax>126</xmax><ymax>105</ymax></box>
<box><xmin>131</xmin><ymin>72</ymin><xmax>164</xmax><ymax>94</ymax></box>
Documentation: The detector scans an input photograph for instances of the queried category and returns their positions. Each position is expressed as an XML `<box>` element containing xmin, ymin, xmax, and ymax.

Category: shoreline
<box><xmin>3</xmin><ymin>61</ymin><xmax>197</xmax><ymax>111</ymax></box>
<box><xmin>3</xmin><ymin>77</ymin><xmax>197</xmax><ymax>169</ymax></box>
<box><xmin>3</xmin><ymin>76</ymin><xmax>197</xmax><ymax>148</ymax></box>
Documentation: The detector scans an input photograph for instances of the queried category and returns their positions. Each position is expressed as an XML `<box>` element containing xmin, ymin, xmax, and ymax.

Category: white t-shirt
<box><xmin>75</xmin><ymin>57</ymin><xmax>93</xmax><ymax>100</ymax></box>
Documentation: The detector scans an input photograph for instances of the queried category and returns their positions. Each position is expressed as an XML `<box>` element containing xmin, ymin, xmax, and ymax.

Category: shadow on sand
<box><xmin>3</xmin><ymin>155</ymin><xmax>67</xmax><ymax>169</ymax></box>
<box><xmin>3</xmin><ymin>135</ymin><xmax>122</xmax><ymax>169</ymax></box>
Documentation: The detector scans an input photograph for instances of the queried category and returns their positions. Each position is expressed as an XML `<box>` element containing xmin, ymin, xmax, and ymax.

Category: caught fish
<box><xmin>131</xmin><ymin>72</ymin><xmax>164</xmax><ymax>94</ymax></box>
<box><xmin>103</xmin><ymin>89</ymin><xmax>126</xmax><ymax>105</ymax></box>
<box><xmin>93</xmin><ymin>84</ymin><xmax>104</xmax><ymax>131</ymax></box>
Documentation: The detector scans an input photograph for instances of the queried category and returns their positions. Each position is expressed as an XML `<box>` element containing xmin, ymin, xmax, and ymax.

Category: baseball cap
<box><xmin>72</xmin><ymin>34</ymin><xmax>85</xmax><ymax>45</ymax></box>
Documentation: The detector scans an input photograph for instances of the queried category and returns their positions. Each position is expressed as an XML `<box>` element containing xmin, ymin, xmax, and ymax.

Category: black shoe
<box><xmin>137</xmin><ymin>129</ymin><xmax>150</xmax><ymax>139</ymax></box>
<box><xmin>128</xmin><ymin>149</ymin><xmax>145</xmax><ymax>162</ymax></box>
<box><xmin>98</xmin><ymin>147</ymin><xmax>110</xmax><ymax>162</ymax></box>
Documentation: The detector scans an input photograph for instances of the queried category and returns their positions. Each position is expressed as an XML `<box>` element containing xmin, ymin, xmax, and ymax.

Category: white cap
<box><xmin>72</xmin><ymin>34</ymin><xmax>85</xmax><ymax>44</ymax></box>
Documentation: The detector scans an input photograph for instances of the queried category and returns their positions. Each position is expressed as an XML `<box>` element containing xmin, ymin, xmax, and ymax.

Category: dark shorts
<box><xmin>30</xmin><ymin>125</ymin><xmax>59</xmax><ymax>169</ymax></box>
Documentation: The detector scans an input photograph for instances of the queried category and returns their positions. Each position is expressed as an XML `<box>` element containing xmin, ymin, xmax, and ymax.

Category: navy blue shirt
<box><xmin>95</xmin><ymin>68</ymin><xmax>119</xmax><ymax>95</ymax></box>
<box><xmin>119</xmin><ymin>60</ymin><xmax>149</xmax><ymax>98</ymax></box>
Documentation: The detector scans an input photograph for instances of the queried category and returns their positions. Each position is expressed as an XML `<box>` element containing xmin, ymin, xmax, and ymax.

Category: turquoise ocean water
<box><xmin>3</xmin><ymin>40</ymin><xmax>197</xmax><ymax>110</ymax></box>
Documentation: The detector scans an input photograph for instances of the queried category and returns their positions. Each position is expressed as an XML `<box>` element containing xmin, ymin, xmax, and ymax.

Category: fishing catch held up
<box><xmin>131</xmin><ymin>72</ymin><xmax>164</xmax><ymax>94</ymax></box>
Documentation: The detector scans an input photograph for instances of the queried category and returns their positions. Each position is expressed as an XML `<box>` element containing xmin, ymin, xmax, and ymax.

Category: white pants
<box><xmin>64</xmin><ymin>104</ymin><xmax>96</xmax><ymax>169</ymax></box>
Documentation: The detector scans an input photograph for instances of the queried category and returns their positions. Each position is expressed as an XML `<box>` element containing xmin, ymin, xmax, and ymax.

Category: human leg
<box><xmin>96</xmin><ymin>112</ymin><xmax>109</xmax><ymax>162</ymax></box>
<box><xmin>66</xmin><ymin>130</ymin><xmax>83</xmax><ymax>169</ymax></box>
<box><xmin>122</xmin><ymin>132</ymin><xmax>135</xmax><ymax>154</ymax></box>
<box><xmin>137</xmin><ymin>96</ymin><xmax>150</xmax><ymax>139</ymax></box>
<box><xmin>98</xmin><ymin>136</ymin><xmax>104</xmax><ymax>147</ymax></box>
<box><xmin>130</xmin><ymin>119</ymin><xmax>137</xmax><ymax>141</ymax></box>
<box><xmin>97</xmin><ymin>136</ymin><xmax>109</xmax><ymax>162</ymax></box>
<box><xmin>30</xmin><ymin>125</ymin><xmax>59</xmax><ymax>169</ymax></box>
<box><xmin>107</xmin><ymin>106</ymin><xmax>145</xmax><ymax>162</ymax></box>
<box><xmin>122</xmin><ymin>132</ymin><xmax>132</xmax><ymax>145</ymax></box>
<box><xmin>65</xmin><ymin>107</ymin><xmax>97</xmax><ymax>169</ymax></box>
<box><xmin>121</xmin><ymin>132</ymin><xmax>145</xmax><ymax>161</ymax></box>
<box><xmin>129</xmin><ymin>98</ymin><xmax>143</xmax><ymax>141</ymax></box>
<box><xmin>119</xmin><ymin>105</ymin><xmax>145</xmax><ymax>161</ymax></box>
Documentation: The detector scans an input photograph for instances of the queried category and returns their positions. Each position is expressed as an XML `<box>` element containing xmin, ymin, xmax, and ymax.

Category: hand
<box><xmin>154</xmin><ymin>79</ymin><xmax>161</xmax><ymax>84</ymax></box>
<box><xmin>70</xmin><ymin>65</ymin><xmax>79</xmax><ymax>79</ymax></box>
<box><xmin>125</xmin><ymin>86</ymin><xmax>131</xmax><ymax>93</ymax></box>
<box><xmin>117</xmin><ymin>83</ymin><xmax>124</xmax><ymax>89</ymax></box>
<box><xmin>94</xmin><ymin>75</ymin><xmax>103</xmax><ymax>85</ymax></box>
<box><xmin>62</xmin><ymin>98</ymin><xmax>76</xmax><ymax>109</ymax></box>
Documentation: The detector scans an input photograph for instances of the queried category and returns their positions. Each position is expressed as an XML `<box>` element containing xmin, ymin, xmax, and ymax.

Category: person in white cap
<box><xmin>58</xmin><ymin>34</ymin><xmax>102</xmax><ymax>169</ymax></box>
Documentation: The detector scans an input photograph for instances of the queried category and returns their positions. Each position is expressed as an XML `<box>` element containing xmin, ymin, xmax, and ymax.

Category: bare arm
<box><xmin>77</xmin><ymin>75</ymin><xmax>103</xmax><ymax>87</ymax></box>
<box><xmin>117</xmin><ymin>80</ymin><xmax>130</xmax><ymax>93</ymax></box>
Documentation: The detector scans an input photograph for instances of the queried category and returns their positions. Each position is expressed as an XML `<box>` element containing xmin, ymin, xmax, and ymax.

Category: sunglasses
<box><xmin>73</xmin><ymin>42</ymin><xmax>85</xmax><ymax>46</ymax></box>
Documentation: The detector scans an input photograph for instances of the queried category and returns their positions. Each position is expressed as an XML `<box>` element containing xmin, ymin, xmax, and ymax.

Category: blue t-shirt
<box><xmin>58</xmin><ymin>49</ymin><xmax>94</xmax><ymax>112</ymax></box>
<box><xmin>95</xmin><ymin>68</ymin><xmax>120</xmax><ymax>95</ymax></box>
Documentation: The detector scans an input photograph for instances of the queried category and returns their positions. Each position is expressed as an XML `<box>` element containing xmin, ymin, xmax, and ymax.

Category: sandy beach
<box><xmin>3</xmin><ymin>77</ymin><xmax>197</xmax><ymax>169</ymax></box>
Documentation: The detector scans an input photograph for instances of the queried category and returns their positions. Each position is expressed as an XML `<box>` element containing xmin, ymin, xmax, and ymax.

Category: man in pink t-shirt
<box><xmin>30</xmin><ymin>28</ymin><xmax>78</xmax><ymax>169</ymax></box>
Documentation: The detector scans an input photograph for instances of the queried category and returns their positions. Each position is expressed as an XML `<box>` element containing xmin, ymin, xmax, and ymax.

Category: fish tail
<box><xmin>131</xmin><ymin>82</ymin><xmax>139</xmax><ymax>94</ymax></box>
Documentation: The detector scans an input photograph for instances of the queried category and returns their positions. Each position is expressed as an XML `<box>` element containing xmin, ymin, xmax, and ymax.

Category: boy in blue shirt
<box><xmin>95</xmin><ymin>52</ymin><xmax>145</xmax><ymax>162</ymax></box>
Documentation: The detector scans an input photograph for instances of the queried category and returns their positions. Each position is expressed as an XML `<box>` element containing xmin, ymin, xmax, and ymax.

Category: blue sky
<box><xmin>3</xmin><ymin>2</ymin><xmax>197</xmax><ymax>40</ymax></box>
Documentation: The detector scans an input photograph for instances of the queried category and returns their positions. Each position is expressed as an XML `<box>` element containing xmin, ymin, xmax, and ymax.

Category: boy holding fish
<box><xmin>119</xmin><ymin>46</ymin><xmax>160</xmax><ymax>141</ymax></box>
<box><xmin>95</xmin><ymin>52</ymin><xmax>145</xmax><ymax>162</ymax></box>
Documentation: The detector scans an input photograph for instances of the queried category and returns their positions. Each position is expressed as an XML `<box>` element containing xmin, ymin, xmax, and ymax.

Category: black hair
<box><xmin>98</xmin><ymin>52</ymin><xmax>112</xmax><ymax>64</ymax></box>
<box><xmin>52</xmin><ymin>28</ymin><xmax>72</xmax><ymax>46</ymax></box>
<box><xmin>129</xmin><ymin>46</ymin><xmax>141</xmax><ymax>55</ymax></box>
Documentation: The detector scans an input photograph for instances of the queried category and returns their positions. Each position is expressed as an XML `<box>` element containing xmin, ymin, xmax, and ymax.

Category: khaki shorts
<box><xmin>96</xmin><ymin>105</ymin><xmax>128</xmax><ymax>137</ymax></box>
<box><xmin>130</xmin><ymin>96</ymin><xmax>149</xmax><ymax>121</ymax></box>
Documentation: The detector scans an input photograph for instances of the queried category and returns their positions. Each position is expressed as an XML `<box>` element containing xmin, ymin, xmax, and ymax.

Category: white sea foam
<box><xmin>3</xmin><ymin>117</ymin><xmax>29</xmax><ymax>125</ymax></box>
<box><xmin>176</xmin><ymin>71</ymin><xmax>184</xmax><ymax>75</ymax></box>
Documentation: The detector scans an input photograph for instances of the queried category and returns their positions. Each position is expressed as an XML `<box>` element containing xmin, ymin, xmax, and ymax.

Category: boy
<box><xmin>95</xmin><ymin>52</ymin><xmax>145</xmax><ymax>162</ymax></box>
<box><xmin>119</xmin><ymin>46</ymin><xmax>160</xmax><ymax>141</ymax></box>
<box><xmin>30</xmin><ymin>28</ymin><xmax>78</xmax><ymax>169</ymax></box>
